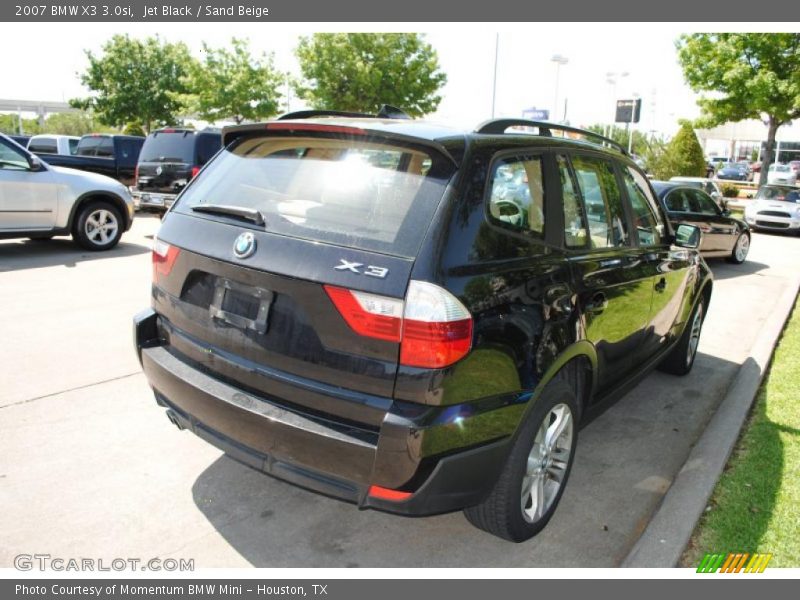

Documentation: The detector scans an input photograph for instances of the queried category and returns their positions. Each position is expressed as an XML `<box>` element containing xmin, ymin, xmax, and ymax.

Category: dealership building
<box><xmin>696</xmin><ymin>119</ymin><xmax>800</xmax><ymax>163</ymax></box>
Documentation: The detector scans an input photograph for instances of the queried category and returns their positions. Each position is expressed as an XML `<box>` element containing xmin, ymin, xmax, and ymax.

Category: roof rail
<box><xmin>474</xmin><ymin>119</ymin><xmax>628</xmax><ymax>156</ymax></box>
<box><xmin>278</xmin><ymin>104</ymin><xmax>411</xmax><ymax>121</ymax></box>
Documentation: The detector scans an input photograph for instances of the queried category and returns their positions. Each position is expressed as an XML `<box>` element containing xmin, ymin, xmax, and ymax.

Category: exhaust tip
<box><xmin>165</xmin><ymin>409</ymin><xmax>185</xmax><ymax>431</ymax></box>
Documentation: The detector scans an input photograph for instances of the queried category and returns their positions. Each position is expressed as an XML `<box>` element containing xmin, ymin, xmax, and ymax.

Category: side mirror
<box><xmin>27</xmin><ymin>155</ymin><xmax>43</xmax><ymax>171</ymax></box>
<box><xmin>674</xmin><ymin>223</ymin><xmax>701</xmax><ymax>249</ymax></box>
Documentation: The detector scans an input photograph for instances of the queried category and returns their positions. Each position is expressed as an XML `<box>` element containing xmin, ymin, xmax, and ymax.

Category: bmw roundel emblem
<box><xmin>233</xmin><ymin>232</ymin><xmax>256</xmax><ymax>259</ymax></box>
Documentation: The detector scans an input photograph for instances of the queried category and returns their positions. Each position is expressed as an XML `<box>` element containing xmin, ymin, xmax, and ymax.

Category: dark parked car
<box><xmin>716</xmin><ymin>162</ymin><xmax>750</xmax><ymax>181</ymax></box>
<box><xmin>9</xmin><ymin>135</ymin><xmax>31</xmax><ymax>147</ymax></box>
<box><xmin>36</xmin><ymin>134</ymin><xmax>144</xmax><ymax>186</ymax></box>
<box><xmin>652</xmin><ymin>181</ymin><xmax>750</xmax><ymax>264</ymax></box>
<box><xmin>134</xmin><ymin>112</ymin><xmax>711</xmax><ymax>542</ymax></box>
<box><xmin>131</xmin><ymin>127</ymin><xmax>222</xmax><ymax>211</ymax></box>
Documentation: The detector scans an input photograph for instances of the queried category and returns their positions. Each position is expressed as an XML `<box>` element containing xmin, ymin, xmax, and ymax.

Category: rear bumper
<box><xmin>130</xmin><ymin>189</ymin><xmax>177</xmax><ymax>211</ymax></box>
<box><xmin>133</xmin><ymin>309</ymin><xmax>515</xmax><ymax>516</ymax></box>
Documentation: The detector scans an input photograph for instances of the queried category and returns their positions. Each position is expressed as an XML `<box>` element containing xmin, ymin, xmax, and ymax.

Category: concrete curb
<box><xmin>622</xmin><ymin>275</ymin><xmax>800</xmax><ymax>568</ymax></box>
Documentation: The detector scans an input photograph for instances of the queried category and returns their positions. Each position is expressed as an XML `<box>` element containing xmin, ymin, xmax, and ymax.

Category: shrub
<box><xmin>646</xmin><ymin>121</ymin><xmax>707</xmax><ymax>180</ymax></box>
<box><xmin>720</xmin><ymin>183</ymin><xmax>740</xmax><ymax>198</ymax></box>
<box><xmin>122</xmin><ymin>122</ymin><xmax>146</xmax><ymax>137</ymax></box>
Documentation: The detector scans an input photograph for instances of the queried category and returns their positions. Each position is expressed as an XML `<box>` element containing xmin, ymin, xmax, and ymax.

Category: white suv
<box><xmin>0</xmin><ymin>134</ymin><xmax>134</xmax><ymax>250</ymax></box>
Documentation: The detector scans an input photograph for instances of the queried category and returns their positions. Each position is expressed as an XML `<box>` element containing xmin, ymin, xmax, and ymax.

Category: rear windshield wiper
<box><xmin>191</xmin><ymin>203</ymin><xmax>266</xmax><ymax>226</ymax></box>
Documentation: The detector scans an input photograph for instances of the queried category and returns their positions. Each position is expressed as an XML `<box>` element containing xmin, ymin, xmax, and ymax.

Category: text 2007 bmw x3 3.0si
<box><xmin>134</xmin><ymin>108</ymin><xmax>711</xmax><ymax>542</ymax></box>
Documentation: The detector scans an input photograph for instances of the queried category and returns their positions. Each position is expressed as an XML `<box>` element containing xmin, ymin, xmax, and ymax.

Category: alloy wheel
<box><xmin>520</xmin><ymin>403</ymin><xmax>573</xmax><ymax>523</ymax></box>
<box><xmin>84</xmin><ymin>209</ymin><xmax>119</xmax><ymax>247</ymax></box>
<box><xmin>735</xmin><ymin>234</ymin><xmax>750</xmax><ymax>262</ymax></box>
<box><xmin>686</xmin><ymin>303</ymin><xmax>704</xmax><ymax>366</ymax></box>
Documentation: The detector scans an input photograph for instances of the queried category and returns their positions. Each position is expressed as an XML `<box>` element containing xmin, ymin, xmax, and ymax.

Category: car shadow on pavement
<box><xmin>188</xmin><ymin>351</ymin><xmax>743</xmax><ymax>568</ymax></box>
<box><xmin>0</xmin><ymin>238</ymin><xmax>150</xmax><ymax>272</ymax></box>
<box><xmin>706</xmin><ymin>259</ymin><xmax>769</xmax><ymax>281</ymax></box>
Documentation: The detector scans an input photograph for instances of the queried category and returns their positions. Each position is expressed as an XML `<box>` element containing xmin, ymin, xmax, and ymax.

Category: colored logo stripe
<box><xmin>697</xmin><ymin>552</ymin><xmax>772</xmax><ymax>573</ymax></box>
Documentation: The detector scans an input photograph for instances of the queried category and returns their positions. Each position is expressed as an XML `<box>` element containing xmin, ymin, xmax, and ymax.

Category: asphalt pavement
<box><xmin>1</xmin><ymin>215</ymin><xmax>798</xmax><ymax>568</ymax></box>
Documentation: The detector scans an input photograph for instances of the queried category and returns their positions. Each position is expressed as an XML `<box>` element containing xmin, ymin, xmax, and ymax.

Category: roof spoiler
<box><xmin>222</xmin><ymin>120</ymin><xmax>459</xmax><ymax>167</ymax></box>
<box><xmin>278</xmin><ymin>104</ymin><xmax>411</xmax><ymax>121</ymax></box>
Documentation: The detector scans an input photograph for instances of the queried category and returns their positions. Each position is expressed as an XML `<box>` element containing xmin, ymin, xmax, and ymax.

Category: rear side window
<box><xmin>68</xmin><ymin>139</ymin><xmax>79</xmax><ymax>155</ymax></box>
<box><xmin>139</xmin><ymin>131</ymin><xmax>195</xmax><ymax>163</ymax></box>
<box><xmin>570</xmin><ymin>155</ymin><xmax>629</xmax><ymax>249</ymax></box>
<box><xmin>96</xmin><ymin>137</ymin><xmax>114</xmax><ymax>158</ymax></box>
<box><xmin>76</xmin><ymin>137</ymin><xmax>101</xmax><ymax>156</ymax></box>
<box><xmin>28</xmin><ymin>138</ymin><xmax>57</xmax><ymax>154</ymax></box>
<box><xmin>559</xmin><ymin>156</ymin><xmax>589</xmax><ymax>248</ymax></box>
<box><xmin>487</xmin><ymin>155</ymin><xmax>546</xmax><ymax>236</ymax></box>
<box><xmin>665</xmin><ymin>189</ymin><xmax>690</xmax><ymax>212</ymax></box>
<box><xmin>175</xmin><ymin>134</ymin><xmax>455</xmax><ymax>258</ymax></box>
<box><xmin>622</xmin><ymin>167</ymin><xmax>663</xmax><ymax>246</ymax></box>
<box><xmin>688</xmin><ymin>190</ymin><xmax>719</xmax><ymax>215</ymax></box>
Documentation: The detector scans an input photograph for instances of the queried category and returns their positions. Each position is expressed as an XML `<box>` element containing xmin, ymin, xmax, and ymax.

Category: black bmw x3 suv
<box><xmin>134</xmin><ymin>109</ymin><xmax>711</xmax><ymax>542</ymax></box>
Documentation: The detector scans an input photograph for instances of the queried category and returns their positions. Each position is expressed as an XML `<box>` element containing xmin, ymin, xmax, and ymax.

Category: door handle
<box><xmin>654</xmin><ymin>277</ymin><xmax>667</xmax><ymax>293</ymax></box>
<box><xmin>585</xmin><ymin>292</ymin><xmax>608</xmax><ymax>313</ymax></box>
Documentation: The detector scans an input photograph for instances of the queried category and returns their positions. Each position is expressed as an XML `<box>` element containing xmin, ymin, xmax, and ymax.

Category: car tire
<box><xmin>463</xmin><ymin>380</ymin><xmax>580</xmax><ymax>542</ymax></box>
<box><xmin>727</xmin><ymin>231</ymin><xmax>750</xmax><ymax>264</ymax></box>
<box><xmin>658</xmin><ymin>297</ymin><xmax>705</xmax><ymax>376</ymax></box>
<box><xmin>72</xmin><ymin>201</ymin><xmax>123</xmax><ymax>251</ymax></box>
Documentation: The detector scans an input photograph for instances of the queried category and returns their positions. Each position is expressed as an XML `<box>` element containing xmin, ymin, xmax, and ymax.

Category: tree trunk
<box><xmin>759</xmin><ymin>117</ymin><xmax>780</xmax><ymax>187</ymax></box>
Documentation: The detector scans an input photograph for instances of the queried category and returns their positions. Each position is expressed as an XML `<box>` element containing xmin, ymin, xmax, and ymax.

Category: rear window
<box><xmin>174</xmin><ymin>134</ymin><xmax>455</xmax><ymax>258</ymax></box>
<box><xmin>28</xmin><ymin>138</ymin><xmax>57</xmax><ymax>154</ymax></box>
<box><xmin>140</xmin><ymin>131</ymin><xmax>195</xmax><ymax>163</ymax></box>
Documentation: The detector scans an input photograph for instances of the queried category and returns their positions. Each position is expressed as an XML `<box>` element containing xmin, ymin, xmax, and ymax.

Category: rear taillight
<box><xmin>400</xmin><ymin>281</ymin><xmax>473</xmax><ymax>368</ymax></box>
<box><xmin>191</xmin><ymin>165</ymin><xmax>200</xmax><ymax>178</ymax></box>
<box><xmin>323</xmin><ymin>286</ymin><xmax>403</xmax><ymax>342</ymax></box>
<box><xmin>152</xmin><ymin>237</ymin><xmax>180</xmax><ymax>282</ymax></box>
<box><xmin>324</xmin><ymin>280</ymin><xmax>472</xmax><ymax>369</ymax></box>
<box><xmin>134</xmin><ymin>165</ymin><xmax>139</xmax><ymax>186</ymax></box>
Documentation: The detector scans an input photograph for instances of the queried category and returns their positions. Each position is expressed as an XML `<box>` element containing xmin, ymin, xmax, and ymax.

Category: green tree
<box><xmin>677</xmin><ymin>33</ymin><xmax>800</xmax><ymax>186</ymax></box>
<box><xmin>0</xmin><ymin>114</ymin><xmax>41</xmax><ymax>135</ymax></box>
<box><xmin>71</xmin><ymin>35</ymin><xmax>195</xmax><ymax>133</ymax></box>
<box><xmin>41</xmin><ymin>112</ymin><xmax>99</xmax><ymax>136</ymax></box>
<box><xmin>586</xmin><ymin>124</ymin><xmax>651</xmax><ymax>157</ymax></box>
<box><xmin>295</xmin><ymin>33</ymin><xmax>447</xmax><ymax>117</ymax></box>
<box><xmin>647</xmin><ymin>121</ymin><xmax>707</xmax><ymax>179</ymax></box>
<box><xmin>668</xmin><ymin>121</ymin><xmax>707</xmax><ymax>176</ymax></box>
<box><xmin>188</xmin><ymin>38</ymin><xmax>283</xmax><ymax>124</ymax></box>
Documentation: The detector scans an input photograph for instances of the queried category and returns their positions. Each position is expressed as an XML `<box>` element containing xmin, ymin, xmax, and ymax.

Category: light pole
<box><xmin>628</xmin><ymin>92</ymin><xmax>640</xmax><ymax>154</ymax></box>
<box><xmin>605</xmin><ymin>71</ymin><xmax>628</xmax><ymax>138</ymax></box>
<box><xmin>551</xmin><ymin>54</ymin><xmax>569</xmax><ymax>123</ymax></box>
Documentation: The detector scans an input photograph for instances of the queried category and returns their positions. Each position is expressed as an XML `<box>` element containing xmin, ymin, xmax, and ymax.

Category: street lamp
<box><xmin>605</xmin><ymin>71</ymin><xmax>628</xmax><ymax>137</ymax></box>
<box><xmin>551</xmin><ymin>54</ymin><xmax>569</xmax><ymax>123</ymax></box>
<box><xmin>628</xmin><ymin>92</ymin><xmax>640</xmax><ymax>154</ymax></box>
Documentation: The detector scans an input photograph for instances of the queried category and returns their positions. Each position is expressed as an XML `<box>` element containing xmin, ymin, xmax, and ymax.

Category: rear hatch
<box><xmin>136</xmin><ymin>130</ymin><xmax>197</xmax><ymax>194</ymax></box>
<box><xmin>152</xmin><ymin>125</ymin><xmax>457</xmax><ymax>429</ymax></box>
